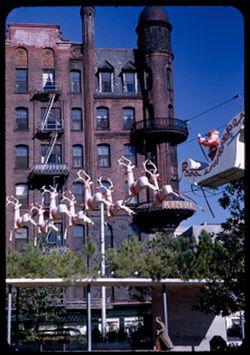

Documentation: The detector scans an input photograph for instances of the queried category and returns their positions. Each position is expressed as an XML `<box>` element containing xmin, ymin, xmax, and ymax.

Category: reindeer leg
<box><xmin>9</xmin><ymin>229</ymin><xmax>13</xmax><ymax>242</ymax></box>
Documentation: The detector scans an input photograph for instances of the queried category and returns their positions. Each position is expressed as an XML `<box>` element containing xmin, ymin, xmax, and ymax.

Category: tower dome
<box><xmin>138</xmin><ymin>6</ymin><xmax>170</xmax><ymax>27</ymax></box>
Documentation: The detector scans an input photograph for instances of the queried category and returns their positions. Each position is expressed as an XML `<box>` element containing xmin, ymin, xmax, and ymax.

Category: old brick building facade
<box><xmin>5</xmin><ymin>6</ymin><xmax>199</xmax><ymax>345</ymax></box>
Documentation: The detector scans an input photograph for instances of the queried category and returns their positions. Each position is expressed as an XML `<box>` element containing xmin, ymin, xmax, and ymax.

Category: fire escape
<box><xmin>28</xmin><ymin>81</ymin><xmax>69</xmax><ymax>189</ymax></box>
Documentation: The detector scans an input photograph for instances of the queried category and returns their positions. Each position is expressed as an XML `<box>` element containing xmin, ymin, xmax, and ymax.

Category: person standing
<box><xmin>155</xmin><ymin>316</ymin><xmax>174</xmax><ymax>351</ymax></box>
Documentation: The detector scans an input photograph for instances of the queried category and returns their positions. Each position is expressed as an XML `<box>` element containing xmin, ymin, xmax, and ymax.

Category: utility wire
<box><xmin>185</xmin><ymin>94</ymin><xmax>240</xmax><ymax>123</ymax></box>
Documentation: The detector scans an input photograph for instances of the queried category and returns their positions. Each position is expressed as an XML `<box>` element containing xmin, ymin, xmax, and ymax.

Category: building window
<box><xmin>128</xmin><ymin>223</ymin><xmax>140</xmax><ymax>239</ymax></box>
<box><xmin>123</xmin><ymin>72</ymin><xmax>137</xmax><ymax>93</ymax></box>
<box><xmin>73</xmin><ymin>225</ymin><xmax>85</xmax><ymax>250</ymax></box>
<box><xmin>99</xmin><ymin>71</ymin><xmax>112</xmax><ymax>93</ymax></box>
<box><xmin>123</xmin><ymin>107</ymin><xmax>135</xmax><ymax>130</ymax></box>
<box><xmin>16</xmin><ymin>108</ymin><xmax>28</xmax><ymax>130</ymax></box>
<box><xmin>47</xmin><ymin>223</ymin><xmax>62</xmax><ymax>245</ymax></box>
<box><xmin>72</xmin><ymin>182</ymin><xmax>84</xmax><ymax>205</ymax></box>
<box><xmin>71</xmin><ymin>108</ymin><xmax>82</xmax><ymax>130</ymax></box>
<box><xmin>96</xmin><ymin>107</ymin><xmax>109</xmax><ymax>130</ymax></box>
<box><xmin>168</xmin><ymin>104</ymin><xmax>174</xmax><ymax>118</ymax></box>
<box><xmin>42</xmin><ymin>48</ymin><xmax>55</xmax><ymax>67</ymax></box>
<box><xmin>70</xmin><ymin>70</ymin><xmax>81</xmax><ymax>93</ymax></box>
<box><xmin>16</xmin><ymin>69</ymin><xmax>28</xmax><ymax>93</ymax></box>
<box><xmin>42</xmin><ymin>69</ymin><xmax>55</xmax><ymax>91</ymax></box>
<box><xmin>72</xmin><ymin>145</ymin><xmax>83</xmax><ymax>168</ymax></box>
<box><xmin>15</xmin><ymin>227</ymin><xmax>28</xmax><ymax>239</ymax></box>
<box><xmin>166</xmin><ymin>67</ymin><xmax>172</xmax><ymax>91</ymax></box>
<box><xmin>15</xmin><ymin>183</ymin><xmax>28</xmax><ymax>206</ymax></box>
<box><xmin>15</xmin><ymin>145</ymin><xmax>29</xmax><ymax>169</ymax></box>
<box><xmin>97</xmin><ymin>144</ymin><xmax>110</xmax><ymax>168</ymax></box>
<box><xmin>41</xmin><ymin>144</ymin><xmax>62</xmax><ymax>164</ymax></box>
<box><xmin>40</xmin><ymin>107</ymin><xmax>61</xmax><ymax>129</ymax></box>
<box><xmin>124</xmin><ymin>144</ymin><xmax>136</xmax><ymax>165</ymax></box>
<box><xmin>105</xmin><ymin>224</ymin><xmax>113</xmax><ymax>249</ymax></box>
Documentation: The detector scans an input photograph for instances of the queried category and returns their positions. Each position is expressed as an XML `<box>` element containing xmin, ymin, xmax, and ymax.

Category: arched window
<box><xmin>122</xmin><ymin>107</ymin><xmax>135</xmax><ymax>130</ymax></box>
<box><xmin>97</xmin><ymin>144</ymin><xmax>110</xmax><ymax>167</ymax></box>
<box><xmin>72</xmin><ymin>145</ymin><xmax>83</xmax><ymax>168</ymax></box>
<box><xmin>96</xmin><ymin>107</ymin><xmax>109</xmax><ymax>130</ymax></box>
<box><xmin>72</xmin><ymin>182</ymin><xmax>84</xmax><ymax>205</ymax></box>
<box><xmin>47</xmin><ymin>223</ymin><xmax>62</xmax><ymax>245</ymax></box>
<box><xmin>105</xmin><ymin>224</ymin><xmax>113</xmax><ymax>249</ymax></box>
<box><xmin>15</xmin><ymin>145</ymin><xmax>29</xmax><ymax>169</ymax></box>
<box><xmin>16</xmin><ymin>107</ymin><xmax>28</xmax><ymax>130</ymax></box>
<box><xmin>42</xmin><ymin>48</ymin><xmax>55</xmax><ymax>91</ymax></box>
<box><xmin>128</xmin><ymin>223</ymin><xmax>140</xmax><ymax>239</ymax></box>
<box><xmin>15</xmin><ymin>183</ymin><xmax>28</xmax><ymax>205</ymax></box>
<box><xmin>71</xmin><ymin>108</ymin><xmax>82</xmax><ymax>130</ymax></box>
<box><xmin>70</xmin><ymin>70</ymin><xmax>81</xmax><ymax>93</ymax></box>
<box><xmin>124</xmin><ymin>144</ymin><xmax>136</xmax><ymax>165</ymax></box>
<box><xmin>15</xmin><ymin>47</ymin><xmax>28</xmax><ymax>93</ymax></box>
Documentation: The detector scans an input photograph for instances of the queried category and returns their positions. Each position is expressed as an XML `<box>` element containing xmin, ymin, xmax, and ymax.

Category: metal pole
<box><xmin>87</xmin><ymin>284</ymin><xmax>92</xmax><ymax>351</ymax></box>
<box><xmin>162</xmin><ymin>284</ymin><xmax>168</xmax><ymax>328</ymax></box>
<box><xmin>7</xmin><ymin>285</ymin><xmax>12</xmax><ymax>345</ymax></box>
<box><xmin>100</xmin><ymin>202</ymin><xmax>106</xmax><ymax>341</ymax></box>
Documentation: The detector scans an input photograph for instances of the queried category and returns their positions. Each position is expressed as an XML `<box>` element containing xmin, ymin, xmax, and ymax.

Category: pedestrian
<box><xmin>155</xmin><ymin>316</ymin><xmax>174</xmax><ymax>351</ymax></box>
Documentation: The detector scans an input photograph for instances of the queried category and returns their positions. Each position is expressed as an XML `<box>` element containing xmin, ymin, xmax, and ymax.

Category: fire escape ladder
<box><xmin>41</xmin><ymin>93</ymin><xmax>57</xmax><ymax>131</ymax></box>
<box><xmin>43</xmin><ymin>132</ymin><xmax>58</xmax><ymax>164</ymax></box>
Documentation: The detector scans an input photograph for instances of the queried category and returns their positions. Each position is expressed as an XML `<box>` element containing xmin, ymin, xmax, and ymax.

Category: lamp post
<box><xmin>100</xmin><ymin>202</ymin><xmax>106</xmax><ymax>341</ymax></box>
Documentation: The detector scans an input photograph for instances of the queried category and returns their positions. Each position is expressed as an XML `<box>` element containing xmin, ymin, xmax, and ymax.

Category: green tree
<box><xmin>195</xmin><ymin>179</ymin><xmax>245</xmax><ymax>316</ymax></box>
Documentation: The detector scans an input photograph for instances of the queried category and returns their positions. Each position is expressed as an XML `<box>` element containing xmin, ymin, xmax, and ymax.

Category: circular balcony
<box><xmin>132</xmin><ymin>200</ymin><xmax>196</xmax><ymax>233</ymax></box>
<box><xmin>130</xmin><ymin>117</ymin><xmax>189</xmax><ymax>150</ymax></box>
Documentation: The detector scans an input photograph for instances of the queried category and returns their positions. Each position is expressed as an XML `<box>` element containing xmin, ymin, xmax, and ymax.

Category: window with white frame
<box><xmin>123</xmin><ymin>71</ymin><xmax>137</xmax><ymax>93</ymax></box>
<box><xmin>71</xmin><ymin>108</ymin><xmax>82</xmax><ymax>130</ymax></box>
<box><xmin>16</xmin><ymin>107</ymin><xmax>28</xmax><ymax>130</ymax></box>
<box><xmin>97</xmin><ymin>144</ymin><xmax>110</xmax><ymax>167</ymax></box>
<box><xmin>72</xmin><ymin>145</ymin><xmax>83</xmax><ymax>168</ymax></box>
<box><xmin>124</xmin><ymin>144</ymin><xmax>136</xmax><ymax>165</ymax></box>
<box><xmin>70</xmin><ymin>70</ymin><xmax>81</xmax><ymax>93</ymax></box>
<box><xmin>15</xmin><ymin>183</ymin><xmax>28</xmax><ymax>206</ymax></box>
<box><xmin>15</xmin><ymin>145</ymin><xmax>29</xmax><ymax>169</ymax></box>
<box><xmin>99</xmin><ymin>71</ymin><xmax>112</xmax><ymax>93</ymax></box>
<box><xmin>96</xmin><ymin>107</ymin><xmax>109</xmax><ymax>130</ymax></box>
<box><xmin>123</xmin><ymin>107</ymin><xmax>135</xmax><ymax>130</ymax></box>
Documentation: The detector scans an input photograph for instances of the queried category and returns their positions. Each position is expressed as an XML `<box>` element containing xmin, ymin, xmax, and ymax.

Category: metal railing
<box><xmin>132</xmin><ymin>117</ymin><xmax>188</xmax><ymax>134</ymax></box>
<box><xmin>30</xmin><ymin>163</ymin><xmax>69</xmax><ymax>176</ymax></box>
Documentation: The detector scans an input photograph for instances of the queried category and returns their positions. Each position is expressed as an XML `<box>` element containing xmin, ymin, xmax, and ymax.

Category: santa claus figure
<box><xmin>198</xmin><ymin>129</ymin><xmax>220</xmax><ymax>160</ymax></box>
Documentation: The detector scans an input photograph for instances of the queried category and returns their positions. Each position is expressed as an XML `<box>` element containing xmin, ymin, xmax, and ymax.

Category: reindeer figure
<box><xmin>30</xmin><ymin>202</ymin><xmax>59</xmax><ymax>244</ymax></box>
<box><xmin>99</xmin><ymin>177</ymin><xmax>136</xmax><ymax>218</ymax></box>
<box><xmin>61</xmin><ymin>191</ymin><xmax>94</xmax><ymax>238</ymax></box>
<box><xmin>6</xmin><ymin>195</ymin><xmax>37</xmax><ymax>241</ymax></box>
<box><xmin>74</xmin><ymin>170</ymin><xmax>111</xmax><ymax>210</ymax></box>
<box><xmin>117</xmin><ymin>156</ymin><xmax>158</xmax><ymax>202</ymax></box>
<box><xmin>41</xmin><ymin>185</ymin><xmax>72</xmax><ymax>220</ymax></box>
<box><xmin>143</xmin><ymin>160</ymin><xmax>179</xmax><ymax>209</ymax></box>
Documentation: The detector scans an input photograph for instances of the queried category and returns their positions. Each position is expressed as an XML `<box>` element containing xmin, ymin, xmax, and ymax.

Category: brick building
<box><xmin>6</xmin><ymin>6</ymin><xmax>228</xmax><ymax>350</ymax></box>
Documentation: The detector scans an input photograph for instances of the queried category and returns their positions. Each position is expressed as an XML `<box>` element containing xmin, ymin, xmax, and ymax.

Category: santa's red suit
<box><xmin>198</xmin><ymin>129</ymin><xmax>220</xmax><ymax>160</ymax></box>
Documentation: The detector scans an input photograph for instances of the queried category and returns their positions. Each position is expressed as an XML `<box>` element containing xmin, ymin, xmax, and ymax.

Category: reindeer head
<box><xmin>75</xmin><ymin>169</ymin><xmax>93</xmax><ymax>187</ymax></box>
<box><xmin>6</xmin><ymin>195</ymin><xmax>21</xmax><ymax>209</ymax></box>
<box><xmin>117</xmin><ymin>156</ymin><xmax>135</xmax><ymax>172</ymax></box>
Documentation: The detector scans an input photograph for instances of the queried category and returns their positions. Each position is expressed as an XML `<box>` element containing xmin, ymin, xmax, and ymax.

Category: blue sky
<box><xmin>6</xmin><ymin>6</ymin><xmax>244</xmax><ymax>228</ymax></box>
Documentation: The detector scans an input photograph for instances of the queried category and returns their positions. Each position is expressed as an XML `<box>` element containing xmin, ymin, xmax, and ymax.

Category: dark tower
<box><xmin>132</xmin><ymin>7</ymin><xmax>195</xmax><ymax>232</ymax></box>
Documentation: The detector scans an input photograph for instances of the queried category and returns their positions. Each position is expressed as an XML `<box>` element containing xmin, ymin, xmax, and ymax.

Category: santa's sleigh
<box><xmin>181</xmin><ymin>112</ymin><xmax>245</xmax><ymax>188</ymax></box>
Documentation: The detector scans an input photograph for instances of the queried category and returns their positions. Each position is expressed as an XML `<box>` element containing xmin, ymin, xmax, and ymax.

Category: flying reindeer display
<box><xmin>6</xmin><ymin>195</ymin><xmax>37</xmax><ymax>241</ymax></box>
<box><xmin>41</xmin><ymin>185</ymin><xmax>72</xmax><ymax>220</ymax></box>
<box><xmin>61</xmin><ymin>191</ymin><xmax>94</xmax><ymax>239</ymax></box>
<box><xmin>143</xmin><ymin>159</ymin><xmax>180</xmax><ymax>209</ymax></box>
<box><xmin>30</xmin><ymin>202</ymin><xmax>59</xmax><ymax>245</ymax></box>
<box><xmin>74</xmin><ymin>170</ymin><xmax>112</xmax><ymax>210</ymax></box>
<box><xmin>98</xmin><ymin>177</ymin><xmax>136</xmax><ymax>218</ymax></box>
<box><xmin>117</xmin><ymin>156</ymin><xmax>158</xmax><ymax>202</ymax></box>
